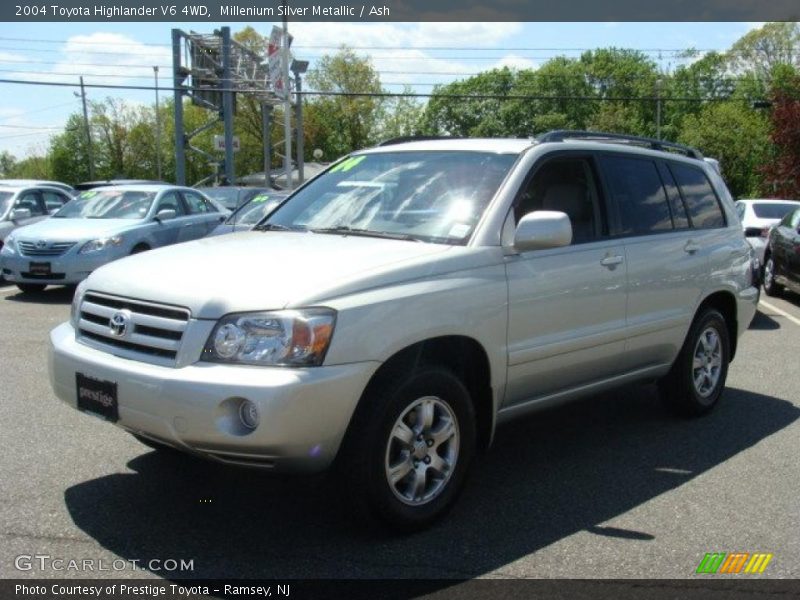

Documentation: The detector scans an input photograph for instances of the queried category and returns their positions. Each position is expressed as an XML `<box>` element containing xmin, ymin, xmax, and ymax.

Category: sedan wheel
<box><xmin>763</xmin><ymin>256</ymin><xmax>783</xmax><ymax>297</ymax></box>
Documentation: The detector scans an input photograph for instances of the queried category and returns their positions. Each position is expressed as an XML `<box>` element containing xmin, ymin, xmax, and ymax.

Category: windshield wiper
<box><xmin>310</xmin><ymin>226</ymin><xmax>422</xmax><ymax>242</ymax></box>
<box><xmin>254</xmin><ymin>222</ymin><xmax>305</xmax><ymax>232</ymax></box>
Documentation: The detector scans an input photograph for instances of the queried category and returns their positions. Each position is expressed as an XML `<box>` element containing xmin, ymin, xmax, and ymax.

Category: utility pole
<box><xmin>291</xmin><ymin>60</ymin><xmax>308</xmax><ymax>184</ymax></box>
<box><xmin>78</xmin><ymin>76</ymin><xmax>95</xmax><ymax>180</ymax></box>
<box><xmin>261</xmin><ymin>103</ymin><xmax>272</xmax><ymax>187</ymax></box>
<box><xmin>655</xmin><ymin>78</ymin><xmax>663</xmax><ymax>140</ymax></box>
<box><xmin>282</xmin><ymin>6</ymin><xmax>292</xmax><ymax>191</ymax></box>
<box><xmin>153</xmin><ymin>66</ymin><xmax>162</xmax><ymax>180</ymax></box>
<box><xmin>221</xmin><ymin>26</ymin><xmax>235</xmax><ymax>186</ymax></box>
<box><xmin>172</xmin><ymin>29</ymin><xmax>186</xmax><ymax>185</ymax></box>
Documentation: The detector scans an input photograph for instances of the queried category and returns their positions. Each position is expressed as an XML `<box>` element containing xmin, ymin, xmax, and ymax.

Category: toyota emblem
<box><xmin>35</xmin><ymin>240</ymin><xmax>48</xmax><ymax>249</ymax></box>
<box><xmin>109</xmin><ymin>310</ymin><xmax>131</xmax><ymax>338</ymax></box>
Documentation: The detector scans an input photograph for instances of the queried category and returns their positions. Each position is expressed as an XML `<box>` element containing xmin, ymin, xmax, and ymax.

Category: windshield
<box><xmin>753</xmin><ymin>202</ymin><xmax>799</xmax><ymax>220</ymax></box>
<box><xmin>266</xmin><ymin>151</ymin><xmax>517</xmax><ymax>244</ymax></box>
<box><xmin>0</xmin><ymin>191</ymin><xmax>14</xmax><ymax>217</ymax></box>
<box><xmin>53</xmin><ymin>190</ymin><xmax>156</xmax><ymax>219</ymax></box>
<box><xmin>202</xmin><ymin>188</ymin><xmax>240</xmax><ymax>209</ymax></box>
<box><xmin>229</xmin><ymin>193</ymin><xmax>285</xmax><ymax>226</ymax></box>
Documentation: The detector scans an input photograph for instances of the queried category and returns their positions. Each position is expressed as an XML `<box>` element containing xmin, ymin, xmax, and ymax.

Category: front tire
<box><xmin>339</xmin><ymin>367</ymin><xmax>476</xmax><ymax>531</ymax></box>
<box><xmin>659</xmin><ymin>308</ymin><xmax>730</xmax><ymax>417</ymax></box>
<box><xmin>16</xmin><ymin>283</ymin><xmax>46</xmax><ymax>294</ymax></box>
<box><xmin>763</xmin><ymin>255</ymin><xmax>783</xmax><ymax>297</ymax></box>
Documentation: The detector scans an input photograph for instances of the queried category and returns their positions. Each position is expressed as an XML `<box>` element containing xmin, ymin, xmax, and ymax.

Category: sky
<box><xmin>0</xmin><ymin>21</ymin><xmax>762</xmax><ymax>159</ymax></box>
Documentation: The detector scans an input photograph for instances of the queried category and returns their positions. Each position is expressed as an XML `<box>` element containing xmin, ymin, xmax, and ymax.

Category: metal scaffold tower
<box><xmin>171</xmin><ymin>26</ymin><xmax>291</xmax><ymax>188</ymax></box>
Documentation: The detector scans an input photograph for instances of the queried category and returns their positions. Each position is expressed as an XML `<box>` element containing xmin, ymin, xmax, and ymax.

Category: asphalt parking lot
<box><xmin>0</xmin><ymin>281</ymin><xmax>799</xmax><ymax>581</ymax></box>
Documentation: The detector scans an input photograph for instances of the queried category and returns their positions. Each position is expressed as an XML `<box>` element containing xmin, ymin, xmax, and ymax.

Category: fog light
<box><xmin>239</xmin><ymin>399</ymin><xmax>259</xmax><ymax>429</ymax></box>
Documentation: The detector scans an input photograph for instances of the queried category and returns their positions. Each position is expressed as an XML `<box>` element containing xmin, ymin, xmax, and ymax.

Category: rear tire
<box><xmin>338</xmin><ymin>366</ymin><xmax>476</xmax><ymax>532</ymax></box>
<box><xmin>16</xmin><ymin>283</ymin><xmax>46</xmax><ymax>294</ymax></box>
<box><xmin>763</xmin><ymin>255</ymin><xmax>783</xmax><ymax>297</ymax></box>
<box><xmin>659</xmin><ymin>308</ymin><xmax>730</xmax><ymax>417</ymax></box>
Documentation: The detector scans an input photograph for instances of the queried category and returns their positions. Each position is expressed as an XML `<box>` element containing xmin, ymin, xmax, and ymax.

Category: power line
<box><xmin>0</xmin><ymin>76</ymin><xmax>743</xmax><ymax>103</ymax></box>
<box><xmin>0</xmin><ymin>101</ymin><xmax>77</xmax><ymax>121</ymax></box>
<box><xmin>0</xmin><ymin>123</ymin><xmax>62</xmax><ymax>130</ymax></box>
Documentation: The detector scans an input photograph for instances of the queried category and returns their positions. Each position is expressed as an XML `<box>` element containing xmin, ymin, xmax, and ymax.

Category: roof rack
<box><xmin>377</xmin><ymin>135</ymin><xmax>462</xmax><ymax>147</ymax></box>
<box><xmin>536</xmin><ymin>130</ymin><xmax>704</xmax><ymax>160</ymax></box>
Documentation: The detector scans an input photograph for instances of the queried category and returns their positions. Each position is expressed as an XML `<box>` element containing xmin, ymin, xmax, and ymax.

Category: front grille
<box><xmin>18</xmin><ymin>241</ymin><xmax>76</xmax><ymax>257</ymax></box>
<box><xmin>77</xmin><ymin>292</ymin><xmax>191</xmax><ymax>365</ymax></box>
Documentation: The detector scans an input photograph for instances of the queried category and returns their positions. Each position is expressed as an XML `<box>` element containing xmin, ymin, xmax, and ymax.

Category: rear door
<box><xmin>504</xmin><ymin>153</ymin><xmax>628</xmax><ymax>407</ymax></box>
<box><xmin>597</xmin><ymin>153</ymin><xmax>710</xmax><ymax>372</ymax></box>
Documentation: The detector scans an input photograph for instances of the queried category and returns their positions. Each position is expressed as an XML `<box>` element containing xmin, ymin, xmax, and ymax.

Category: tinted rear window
<box><xmin>669</xmin><ymin>163</ymin><xmax>725</xmax><ymax>229</ymax></box>
<box><xmin>601</xmin><ymin>156</ymin><xmax>673</xmax><ymax>235</ymax></box>
<box><xmin>752</xmin><ymin>202</ymin><xmax>799</xmax><ymax>220</ymax></box>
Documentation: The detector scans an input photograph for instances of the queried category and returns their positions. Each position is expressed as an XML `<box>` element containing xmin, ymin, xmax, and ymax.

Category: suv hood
<box><xmin>85</xmin><ymin>231</ymin><xmax>460</xmax><ymax>318</ymax></box>
<box><xmin>14</xmin><ymin>218</ymin><xmax>139</xmax><ymax>241</ymax></box>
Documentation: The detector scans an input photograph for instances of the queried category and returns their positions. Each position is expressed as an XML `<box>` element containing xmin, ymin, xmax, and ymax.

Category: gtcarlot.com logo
<box><xmin>15</xmin><ymin>554</ymin><xmax>194</xmax><ymax>572</ymax></box>
<box><xmin>696</xmin><ymin>552</ymin><xmax>773</xmax><ymax>574</ymax></box>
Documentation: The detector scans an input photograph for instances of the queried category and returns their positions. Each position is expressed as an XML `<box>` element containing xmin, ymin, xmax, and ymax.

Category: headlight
<box><xmin>2</xmin><ymin>235</ymin><xmax>16</xmax><ymax>254</ymax></box>
<box><xmin>202</xmin><ymin>308</ymin><xmax>336</xmax><ymax>367</ymax></box>
<box><xmin>79</xmin><ymin>236</ymin><xmax>123</xmax><ymax>254</ymax></box>
<box><xmin>70</xmin><ymin>280</ymin><xmax>89</xmax><ymax>328</ymax></box>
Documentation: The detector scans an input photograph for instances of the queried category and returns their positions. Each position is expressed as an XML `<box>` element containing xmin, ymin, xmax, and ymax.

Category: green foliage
<box><xmin>678</xmin><ymin>101</ymin><xmax>770</xmax><ymax>197</ymax></box>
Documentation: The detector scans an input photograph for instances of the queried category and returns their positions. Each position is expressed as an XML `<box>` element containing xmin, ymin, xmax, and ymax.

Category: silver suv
<box><xmin>48</xmin><ymin>132</ymin><xmax>759</xmax><ymax>530</ymax></box>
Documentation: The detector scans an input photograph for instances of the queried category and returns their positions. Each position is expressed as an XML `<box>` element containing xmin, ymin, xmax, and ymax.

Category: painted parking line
<box><xmin>759</xmin><ymin>300</ymin><xmax>800</xmax><ymax>327</ymax></box>
<box><xmin>0</xmin><ymin>287</ymin><xmax>18</xmax><ymax>296</ymax></box>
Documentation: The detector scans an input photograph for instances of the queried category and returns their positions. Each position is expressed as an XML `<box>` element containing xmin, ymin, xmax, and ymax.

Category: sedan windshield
<box><xmin>753</xmin><ymin>202</ymin><xmax>800</xmax><ymax>220</ymax></box>
<box><xmin>265</xmin><ymin>151</ymin><xmax>517</xmax><ymax>244</ymax></box>
<box><xmin>229</xmin><ymin>193</ymin><xmax>286</xmax><ymax>226</ymax></box>
<box><xmin>53</xmin><ymin>190</ymin><xmax>156</xmax><ymax>219</ymax></box>
<box><xmin>0</xmin><ymin>191</ymin><xmax>14</xmax><ymax>217</ymax></box>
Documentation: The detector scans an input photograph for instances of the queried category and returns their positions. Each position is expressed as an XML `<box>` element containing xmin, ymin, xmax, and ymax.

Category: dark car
<box><xmin>198</xmin><ymin>186</ymin><xmax>277</xmax><ymax>211</ymax></box>
<box><xmin>763</xmin><ymin>207</ymin><xmax>800</xmax><ymax>297</ymax></box>
<box><xmin>206</xmin><ymin>190</ymin><xmax>289</xmax><ymax>237</ymax></box>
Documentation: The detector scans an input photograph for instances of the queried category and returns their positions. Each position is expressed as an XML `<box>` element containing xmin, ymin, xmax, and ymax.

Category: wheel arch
<box><xmin>695</xmin><ymin>290</ymin><xmax>739</xmax><ymax>361</ymax></box>
<box><xmin>344</xmin><ymin>335</ymin><xmax>495</xmax><ymax>454</ymax></box>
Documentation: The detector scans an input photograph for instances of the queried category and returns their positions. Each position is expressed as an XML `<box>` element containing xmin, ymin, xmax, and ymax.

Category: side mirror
<box><xmin>513</xmin><ymin>211</ymin><xmax>572</xmax><ymax>252</ymax></box>
<box><xmin>155</xmin><ymin>208</ymin><xmax>177</xmax><ymax>221</ymax></box>
<box><xmin>10</xmin><ymin>208</ymin><xmax>32</xmax><ymax>221</ymax></box>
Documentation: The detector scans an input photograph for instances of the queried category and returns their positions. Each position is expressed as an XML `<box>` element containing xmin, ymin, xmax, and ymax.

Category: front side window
<box><xmin>42</xmin><ymin>190</ymin><xmax>69</xmax><ymax>212</ymax></box>
<box><xmin>15</xmin><ymin>191</ymin><xmax>45</xmax><ymax>217</ymax></box>
<box><xmin>601</xmin><ymin>156</ymin><xmax>673</xmax><ymax>235</ymax></box>
<box><xmin>669</xmin><ymin>163</ymin><xmax>726</xmax><ymax>229</ymax></box>
<box><xmin>53</xmin><ymin>190</ymin><xmax>156</xmax><ymax>219</ymax></box>
<box><xmin>266</xmin><ymin>151</ymin><xmax>517</xmax><ymax>244</ymax></box>
<box><xmin>515</xmin><ymin>157</ymin><xmax>604</xmax><ymax>244</ymax></box>
<box><xmin>154</xmin><ymin>192</ymin><xmax>186</xmax><ymax>216</ymax></box>
<box><xmin>183</xmin><ymin>191</ymin><xmax>217</xmax><ymax>214</ymax></box>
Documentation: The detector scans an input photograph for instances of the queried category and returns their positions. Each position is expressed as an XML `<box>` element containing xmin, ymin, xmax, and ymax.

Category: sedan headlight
<box><xmin>2</xmin><ymin>234</ymin><xmax>16</xmax><ymax>254</ymax></box>
<box><xmin>79</xmin><ymin>236</ymin><xmax>123</xmax><ymax>254</ymax></box>
<box><xmin>202</xmin><ymin>309</ymin><xmax>336</xmax><ymax>367</ymax></box>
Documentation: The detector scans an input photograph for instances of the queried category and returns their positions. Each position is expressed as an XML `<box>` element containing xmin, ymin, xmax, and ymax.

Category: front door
<box><xmin>504</xmin><ymin>154</ymin><xmax>628</xmax><ymax>407</ymax></box>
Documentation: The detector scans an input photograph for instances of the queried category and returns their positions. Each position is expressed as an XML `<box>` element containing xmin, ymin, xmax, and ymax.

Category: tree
<box><xmin>761</xmin><ymin>72</ymin><xmax>800</xmax><ymax>198</ymax></box>
<box><xmin>0</xmin><ymin>151</ymin><xmax>17</xmax><ymax>177</ymax></box>
<box><xmin>678</xmin><ymin>101</ymin><xmax>770</xmax><ymax>198</ymax></box>
<box><xmin>420</xmin><ymin>67</ymin><xmax>518</xmax><ymax>136</ymax></box>
<box><xmin>305</xmin><ymin>48</ymin><xmax>385</xmax><ymax>158</ymax></box>
<box><xmin>728</xmin><ymin>22</ymin><xmax>800</xmax><ymax>81</ymax></box>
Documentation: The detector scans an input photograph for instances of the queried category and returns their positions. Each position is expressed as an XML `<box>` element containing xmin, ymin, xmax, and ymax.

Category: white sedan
<box><xmin>735</xmin><ymin>198</ymin><xmax>800</xmax><ymax>265</ymax></box>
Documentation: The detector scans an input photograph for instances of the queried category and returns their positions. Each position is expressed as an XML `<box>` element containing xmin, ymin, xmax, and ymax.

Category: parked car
<box><xmin>0</xmin><ymin>179</ymin><xmax>75</xmax><ymax>195</ymax></box>
<box><xmin>49</xmin><ymin>132</ymin><xmax>758</xmax><ymax>530</ymax></box>
<box><xmin>1</xmin><ymin>185</ymin><xmax>228</xmax><ymax>293</ymax></box>
<box><xmin>198</xmin><ymin>186</ymin><xmax>278</xmax><ymax>211</ymax></box>
<box><xmin>0</xmin><ymin>185</ymin><xmax>73</xmax><ymax>276</ymax></box>
<box><xmin>763</xmin><ymin>207</ymin><xmax>800</xmax><ymax>297</ymax></box>
<box><xmin>734</xmin><ymin>198</ymin><xmax>800</xmax><ymax>266</ymax></box>
<box><xmin>207</xmin><ymin>190</ymin><xmax>289</xmax><ymax>236</ymax></box>
<box><xmin>74</xmin><ymin>180</ymin><xmax>167</xmax><ymax>191</ymax></box>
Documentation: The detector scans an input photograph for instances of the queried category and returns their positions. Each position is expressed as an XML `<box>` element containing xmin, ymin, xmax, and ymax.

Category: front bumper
<box><xmin>49</xmin><ymin>322</ymin><xmax>379</xmax><ymax>472</ymax></box>
<box><xmin>1</xmin><ymin>250</ymin><xmax>115</xmax><ymax>285</ymax></box>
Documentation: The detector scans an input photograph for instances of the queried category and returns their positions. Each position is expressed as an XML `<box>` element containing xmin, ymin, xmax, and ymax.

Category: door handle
<box><xmin>600</xmin><ymin>254</ymin><xmax>624</xmax><ymax>268</ymax></box>
<box><xmin>684</xmin><ymin>241</ymin><xmax>700</xmax><ymax>254</ymax></box>
<box><xmin>182</xmin><ymin>223</ymin><xmax>193</xmax><ymax>228</ymax></box>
